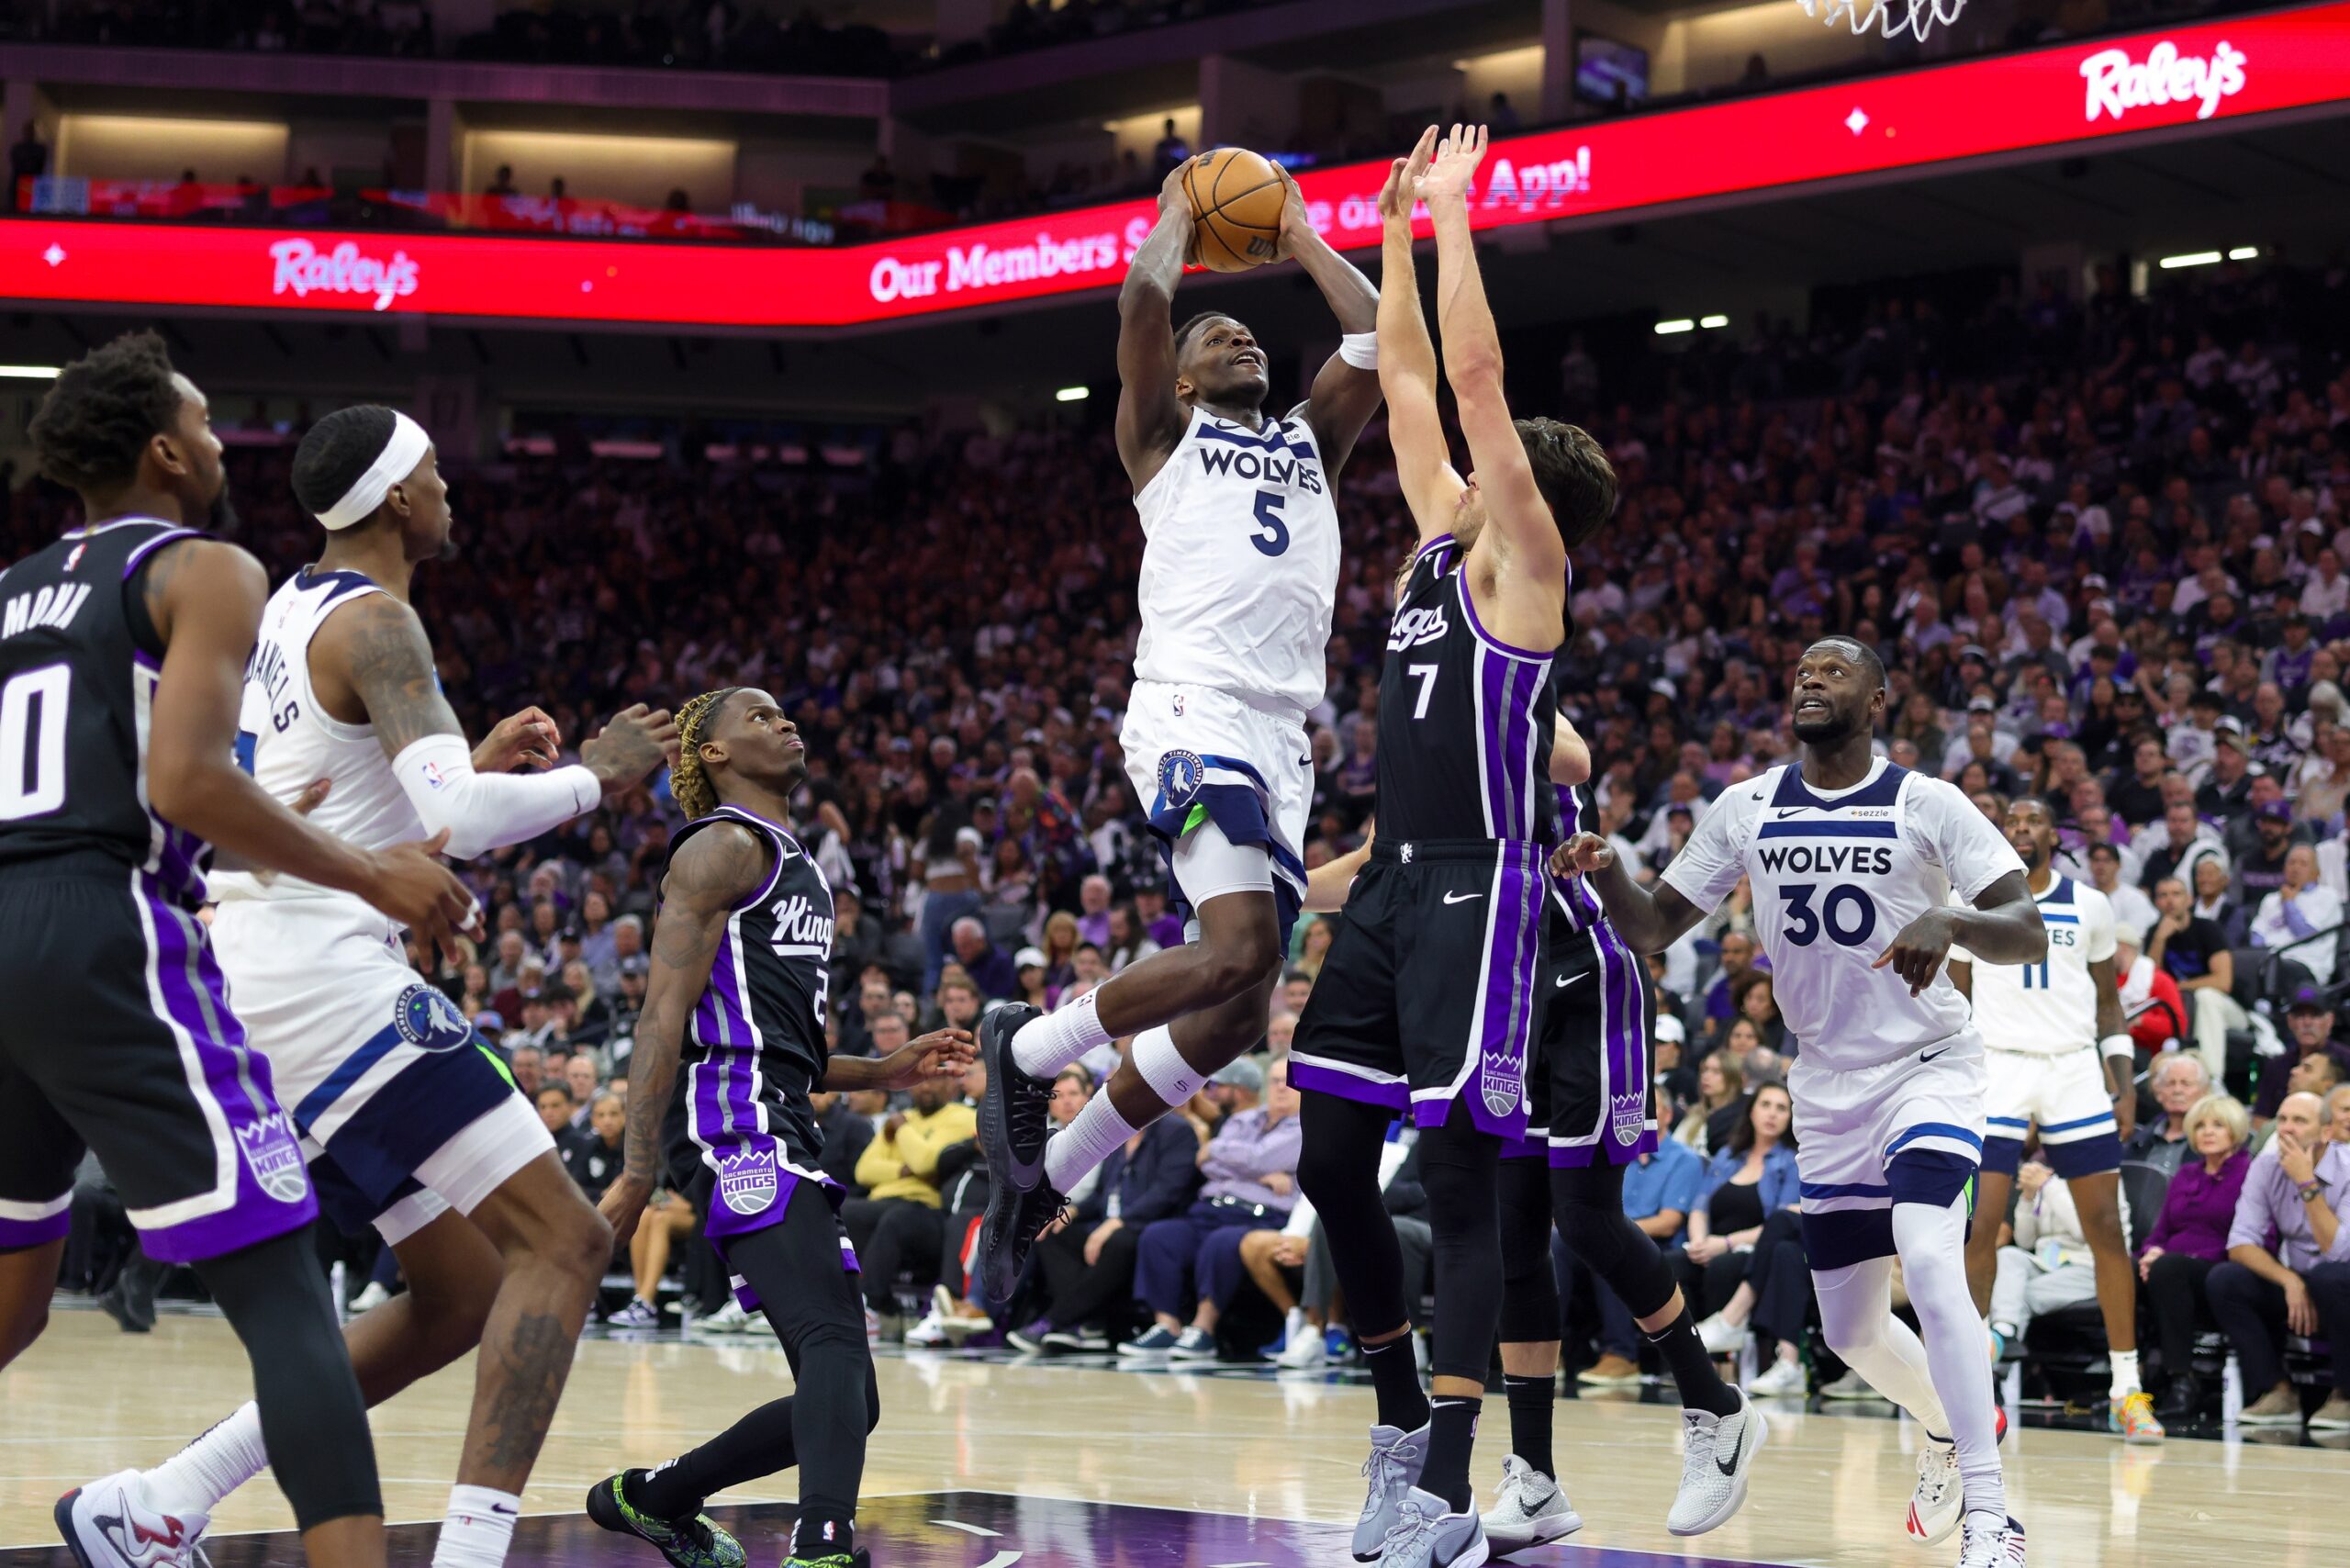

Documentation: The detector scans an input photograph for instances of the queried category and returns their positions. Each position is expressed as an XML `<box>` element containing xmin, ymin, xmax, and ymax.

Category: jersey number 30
<box><xmin>1777</xmin><ymin>882</ymin><xmax>1878</xmax><ymax>948</ymax></box>
<box><xmin>0</xmin><ymin>664</ymin><xmax>70</xmax><ymax>821</ymax></box>
<box><xmin>1249</xmin><ymin>490</ymin><xmax>1291</xmax><ymax>557</ymax></box>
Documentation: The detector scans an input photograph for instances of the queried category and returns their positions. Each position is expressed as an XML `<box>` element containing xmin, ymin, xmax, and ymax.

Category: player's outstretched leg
<box><xmin>977</xmin><ymin>879</ymin><xmax>1281</xmax><ymax>1297</ymax></box>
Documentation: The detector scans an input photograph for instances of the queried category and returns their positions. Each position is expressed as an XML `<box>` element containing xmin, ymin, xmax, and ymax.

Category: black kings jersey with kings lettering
<box><xmin>1377</xmin><ymin>533</ymin><xmax>1560</xmax><ymax>844</ymax></box>
<box><xmin>672</xmin><ymin>804</ymin><xmax>838</xmax><ymax>1208</ymax></box>
<box><xmin>0</xmin><ymin>519</ymin><xmax>209</xmax><ymax>907</ymax></box>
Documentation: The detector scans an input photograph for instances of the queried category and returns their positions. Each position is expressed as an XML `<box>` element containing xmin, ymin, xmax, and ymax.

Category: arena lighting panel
<box><xmin>5</xmin><ymin>1</ymin><xmax>2348</xmax><ymax>330</ymax></box>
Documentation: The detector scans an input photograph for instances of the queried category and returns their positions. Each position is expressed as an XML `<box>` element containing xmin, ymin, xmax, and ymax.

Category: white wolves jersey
<box><xmin>1956</xmin><ymin>878</ymin><xmax>2116</xmax><ymax>1057</ymax></box>
<box><xmin>1132</xmin><ymin>405</ymin><xmax>1340</xmax><ymax>717</ymax></box>
<box><xmin>213</xmin><ymin>567</ymin><xmax>419</xmax><ymax>902</ymax></box>
<box><xmin>1660</xmin><ymin>759</ymin><xmax>2024</xmax><ymax>1073</ymax></box>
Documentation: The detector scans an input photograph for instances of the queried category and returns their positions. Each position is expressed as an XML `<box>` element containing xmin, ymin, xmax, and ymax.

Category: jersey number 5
<box><xmin>1249</xmin><ymin>490</ymin><xmax>1291</xmax><ymax>557</ymax></box>
<box><xmin>1778</xmin><ymin>882</ymin><xmax>1878</xmax><ymax>948</ymax></box>
<box><xmin>0</xmin><ymin>664</ymin><xmax>70</xmax><ymax>821</ymax></box>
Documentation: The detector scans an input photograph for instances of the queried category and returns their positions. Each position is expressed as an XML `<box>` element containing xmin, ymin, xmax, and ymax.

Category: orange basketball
<box><xmin>1181</xmin><ymin>148</ymin><xmax>1289</xmax><ymax>273</ymax></box>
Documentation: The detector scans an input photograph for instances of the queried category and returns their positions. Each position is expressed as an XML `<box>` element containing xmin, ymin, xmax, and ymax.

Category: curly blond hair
<box><xmin>668</xmin><ymin>686</ymin><xmax>741</xmax><ymax>822</ymax></box>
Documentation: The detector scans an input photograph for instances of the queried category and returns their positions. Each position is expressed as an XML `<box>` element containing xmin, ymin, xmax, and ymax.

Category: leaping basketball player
<box><xmin>1553</xmin><ymin>637</ymin><xmax>2044</xmax><ymax>1568</ymax></box>
<box><xmin>68</xmin><ymin>405</ymin><xmax>676</xmax><ymax>1568</ymax></box>
<box><xmin>976</xmin><ymin>151</ymin><xmax>1384</xmax><ymax>1294</ymax></box>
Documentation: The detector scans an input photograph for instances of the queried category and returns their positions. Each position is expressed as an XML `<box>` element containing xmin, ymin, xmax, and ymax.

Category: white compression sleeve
<box><xmin>391</xmin><ymin>733</ymin><xmax>599</xmax><ymax>861</ymax></box>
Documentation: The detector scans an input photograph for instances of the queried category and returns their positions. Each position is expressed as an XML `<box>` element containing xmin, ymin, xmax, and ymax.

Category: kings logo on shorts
<box><xmin>1610</xmin><ymin>1089</ymin><xmax>1647</xmax><ymax>1147</ymax></box>
<box><xmin>1158</xmin><ymin>748</ymin><xmax>1205</xmax><ymax>809</ymax></box>
<box><xmin>238</xmin><ymin>1112</ymin><xmax>310</xmax><ymax>1204</ymax></box>
<box><xmin>717</xmin><ymin>1146</ymin><xmax>779</xmax><ymax>1216</ymax></box>
<box><xmin>395</xmin><ymin>982</ymin><xmax>476</xmax><ymax>1053</ymax></box>
<box><xmin>1481</xmin><ymin>1045</ymin><xmax>1524</xmax><ymax>1116</ymax></box>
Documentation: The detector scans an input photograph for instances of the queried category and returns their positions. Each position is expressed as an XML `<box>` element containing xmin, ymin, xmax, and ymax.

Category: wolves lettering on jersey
<box><xmin>1960</xmin><ymin>877</ymin><xmax>2117</xmax><ymax>1056</ymax></box>
<box><xmin>1659</xmin><ymin>758</ymin><xmax>2025</xmax><ymax>1073</ymax></box>
<box><xmin>1376</xmin><ymin>535</ymin><xmax>1559</xmax><ymax>844</ymax></box>
<box><xmin>675</xmin><ymin>805</ymin><xmax>838</xmax><ymax>1204</ymax></box>
<box><xmin>0</xmin><ymin>520</ymin><xmax>211</xmax><ymax>905</ymax></box>
<box><xmin>1133</xmin><ymin>407</ymin><xmax>1341</xmax><ymax>717</ymax></box>
<box><xmin>214</xmin><ymin>566</ymin><xmax>420</xmax><ymax>902</ymax></box>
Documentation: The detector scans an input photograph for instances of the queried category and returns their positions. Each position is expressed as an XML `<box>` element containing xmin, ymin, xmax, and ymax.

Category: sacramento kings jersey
<box><xmin>1957</xmin><ymin>878</ymin><xmax>2117</xmax><ymax>1056</ymax></box>
<box><xmin>214</xmin><ymin>567</ymin><xmax>416</xmax><ymax>902</ymax></box>
<box><xmin>1660</xmin><ymin>759</ymin><xmax>2023</xmax><ymax>1072</ymax></box>
<box><xmin>1133</xmin><ymin>405</ymin><xmax>1340</xmax><ymax>717</ymax></box>
<box><xmin>1377</xmin><ymin>533</ymin><xmax>1559</xmax><ymax>843</ymax></box>
<box><xmin>672</xmin><ymin>804</ymin><xmax>839</xmax><ymax>1229</ymax></box>
<box><xmin>0</xmin><ymin>520</ymin><xmax>210</xmax><ymax>907</ymax></box>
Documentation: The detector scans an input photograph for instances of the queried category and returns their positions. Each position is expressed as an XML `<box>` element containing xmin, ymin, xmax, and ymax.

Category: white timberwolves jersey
<box><xmin>1958</xmin><ymin>878</ymin><xmax>2116</xmax><ymax>1056</ymax></box>
<box><xmin>1132</xmin><ymin>406</ymin><xmax>1340</xmax><ymax>717</ymax></box>
<box><xmin>214</xmin><ymin>567</ymin><xmax>419</xmax><ymax>902</ymax></box>
<box><xmin>1661</xmin><ymin>759</ymin><xmax>2024</xmax><ymax>1073</ymax></box>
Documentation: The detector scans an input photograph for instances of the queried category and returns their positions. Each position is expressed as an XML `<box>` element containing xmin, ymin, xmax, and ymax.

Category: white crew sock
<box><xmin>1894</xmin><ymin>1195</ymin><xmax>2005</xmax><ymax>1529</ymax></box>
<box><xmin>1044</xmin><ymin>1092</ymin><xmax>1140</xmax><ymax>1193</ymax></box>
<box><xmin>143</xmin><ymin>1403</ymin><xmax>268</xmax><ymax>1518</ymax></box>
<box><xmin>1129</xmin><ymin>1025</ymin><xmax>1205</xmax><ymax>1106</ymax></box>
<box><xmin>2110</xmin><ymin>1348</ymin><xmax>2142</xmax><ymax>1400</ymax></box>
<box><xmin>431</xmin><ymin>1484</ymin><xmax>521</xmax><ymax>1568</ymax></box>
<box><xmin>1011</xmin><ymin>989</ymin><xmax>1113</xmax><ymax>1078</ymax></box>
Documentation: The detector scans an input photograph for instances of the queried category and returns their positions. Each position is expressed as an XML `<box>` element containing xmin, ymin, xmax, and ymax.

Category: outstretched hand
<box><xmin>1377</xmin><ymin>127</ymin><xmax>1440</xmax><ymax>226</ymax></box>
<box><xmin>1416</xmin><ymin>123</ymin><xmax>1488</xmax><ymax>206</ymax></box>
<box><xmin>475</xmin><ymin>706</ymin><xmax>561</xmax><ymax>773</ymax></box>
<box><xmin>881</xmin><ymin>1027</ymin><xmax>977</xmax><ymax>1091</ymax></box>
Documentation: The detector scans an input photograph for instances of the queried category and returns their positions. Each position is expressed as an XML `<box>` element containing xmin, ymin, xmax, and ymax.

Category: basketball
<box><xmin>1181</xmin><ymin>147</ymin><xmax>1289</xmax><ymax>272</ymax></box>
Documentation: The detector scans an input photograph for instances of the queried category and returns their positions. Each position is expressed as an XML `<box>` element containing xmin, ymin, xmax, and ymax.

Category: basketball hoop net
<box><xmin>1797</xmin><ymin>0</ymin><xmax>1964</xmax><ymax>41</ymax></box>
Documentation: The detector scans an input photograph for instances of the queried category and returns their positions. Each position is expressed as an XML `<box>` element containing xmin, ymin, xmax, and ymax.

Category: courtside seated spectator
<box><xmin>2135</xmin><ymin>1093</ymin><xmax>2252</xmax><ymax>1419</ymax></box>
<box><xmin>842</xmin><ymin>1074</ymin><xmax>978</xmax><ymax>1338</ymax></box>
<box><xmin>2128</xmin><ymin>1054</ymin><xmax>2215</xmax><ymax>1178</ymax></box>
<box><xmin>2209</xmin><ymin>1091</ymin><xmax>2350</xmax><ymax>1428</ymax></box>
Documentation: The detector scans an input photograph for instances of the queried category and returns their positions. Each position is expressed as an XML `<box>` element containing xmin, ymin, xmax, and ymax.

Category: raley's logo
<box><xmin>270</xmin><ymin>238</ymin><xmax>420</xmax><ymax>311</ymax></box>
<box><xmin>2079</xmin><ymin>39</ymin><xmax>2247</xmax><ymax>123</ymax></box>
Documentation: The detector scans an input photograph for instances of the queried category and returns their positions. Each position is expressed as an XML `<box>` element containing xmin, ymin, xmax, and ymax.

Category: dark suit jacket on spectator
<box><xmin>817</xmin><ymin>1098</ymin><xmax>877</xmax><ymax>1192</ymax></box>
<box><xmin>1075</xmin><ymin>1116</ymin><xmax>1200</xmax><ymax>1226</ymax></box>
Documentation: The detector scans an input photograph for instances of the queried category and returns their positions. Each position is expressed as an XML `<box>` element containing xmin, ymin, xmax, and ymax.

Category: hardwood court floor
<box><xmin>2</xmin><ymin>1308</ymin><xmax>2340</xmax><ymax>1566</ymax></box>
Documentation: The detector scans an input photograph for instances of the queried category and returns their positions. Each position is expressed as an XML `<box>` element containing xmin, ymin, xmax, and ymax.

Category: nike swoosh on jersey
<box><xmin>1442</xmin><ymin>891</ymin><xmax>1483</xmax><ymax>905</ymax></box>
<box><xmin>1555</xmin><ymin>970</ymin><xmax>1587</xmax><ymax>990</ymax></box>
<box><xmin>1919</xmin><ymin>1045</ymin><xmax>1953</xmax><ymax>1063</ymax></box>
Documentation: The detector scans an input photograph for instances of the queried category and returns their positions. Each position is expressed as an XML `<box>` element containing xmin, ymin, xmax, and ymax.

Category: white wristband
<box><xmin>1338</xmin><ymin>330</ymin><xmax>1378</xmax><ymax>369</ymax></box>
<box><xmin>2100</xmin><ymin>1033</ymin><xmax>2137</xmax><ymax>1060</ymax></box>
<box><xmin>392</xmin><ymin>732</ymin><xmax>600</xmax><ymax>861</ymax></box>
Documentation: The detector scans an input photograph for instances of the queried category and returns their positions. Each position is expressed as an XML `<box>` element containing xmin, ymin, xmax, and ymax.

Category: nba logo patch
<box><xmin>238</xmin><ymin>1112</ymin><xmax>309</xmax><ymax>1204</ymax></box>
<box><xmin>1158</xmin><ymin>749</ymin><xmax>1205</xmax><ymax>809</ymax></box>
<box><xmin>717</xmin><ymin>1147</ymin><xmax>778</xmax><ymax>1216</ymax></box>
<box><xmin>1480</xmin><ymin>1047</ymin><xmax>1524</xmax><ymax>1116</ymax></box>
<box><xmin>1610</xmin><ymin>1090</ymin><xmax>1647</xmax><ymax>1146</ymax></box>
<box><xmin>62</xmin><ymin>543</ymin><xmax>86</xmax><ymax>573</ymax></box>
<box><xmin>394</xmin><ymin>983</ymin><xmax>476</xmax><ymax>1053</ymax></box>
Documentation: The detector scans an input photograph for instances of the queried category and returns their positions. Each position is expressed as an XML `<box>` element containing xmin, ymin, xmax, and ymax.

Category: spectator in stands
<box><xmin>929</xmin><ymin>974</ymin><xmax>984</xmax><ymax>1035</ymax></box>
<box><xmin>1122</xmin><ymin>1058</ymin><xmax>1303</xmax><ymax>1359</ymax></box>
<box><xmin>507</xmin><ymin>1041</ymin><xmax>543</xmax><ymax>1100</ymax></box>
<box><xmin>1075</xmin><ymin>874</ymin><xmax>1113</xmax><ymax>947</ymax></box>
<box><xmin>842</xmin><ymin>1072</ymin><xmax>979</xmax><ymax>1338</ymax></box>
<box><xmin>2250</xmin><ymin>845</ymin><xmax>2343</xmax><ymax>985</ymax></box>
<box><xmin>1014</xmin><ymin>1069</ymin><xmax>1202</xmax><ymax>1353</ymax></box>
<box><xmin>949</xmin><ymin>915</ymin><xmax>1017</xmax><ymax>1000</ymax></box>
<box><xmin>565</xmin><ymin>1051</ymin><xmax>599</xmax><ymax>1130</ymax></box>
<box><xmin>1150</xmin><ymin>117</ymin><xmax>1190</xmax><ymax>177</ymax></box>
<box><xmin>1572</xmin><ymin>1131</ymin><xmax>1706</xmax><ymax>1386</ymax></box>
<box><xmin>2191</xmin><ymin>855</ymin><xmax>2241</xmax><ymax>939</ymax></box>
<box><xmin>1679</xmin><ymin>1083</ymin><xmax>1807</xmax><ymax>1395</ymax></box>
<box><xmin>2332</xmin><ymin>1083</ymin><xmax>2350</xmax><ymax>1146</ymax></box>
<box><xmin>1673</xmin><ymin>1048</ymin><xmax>1746</xmax><ymax>1155</ymax></box>
<box><xmin>2116</xmin><ymin>924</ymin><xmax>2190</xmax><ymax>1063</ymax></box>
<box><xmin>2256</xmin><ymin>991</ymin><xmax>2350</xmax><ymax>1122</ymax></box>
<box><xmin>1702</xmin><ymin>930</ymin><xmax>1765</xmax><ymax>1044</ymax></box>
<box><xmin>811</xmin><ymin>1086</ymin><xmax>875</xmax><ymax>1191</ymax></box>
<box><xmin>1133</xmin><ymin>885</ymin><xmax>1183</xmax><ymax>951</ymax></box>
<box><xmin>1730</xmin><ymin>971</ymin><xmax>1786</xmax><ymax>1054</ymax></box>
<box><xmin>2148</xmin><ymin>875</ymin><xmax>2243</xmax><ymax>1088</ymax></box>
<box><xmin>1986</xmin><ymin>1159</ymin><xmax>2099</xmax><ymax>1355</ymax></box>
<box><xmin>562</xmin><ymin>1092</ymin><xmax>627</xmax><ymax>1205</ymax></box>
<box><xmin>2137</xmin><ymin>1092</ymin><xmax>2252</xmax><ymax>1420</ymax></box>
<box><xmin>535</xmin><ymin>1082</ymin><xmax>580</xmax><ymax>1153</ymax></box>
<box><xmin>484</xmin><ymin>163</ymin><xmax>517</xmax><ymax>196</ymax></box>
<box><xmin>2209</xmin><ymin>1091</ymin><xmax>2350</xmax><ymax>1427</ymax></box>
<box><xmin>2087</xmin><ymin>843</ymin><xmax>2158</xmax><ymax>936</ymax></box>
<box><xmin>1105</xmin><ymin>903</ymin><xmax>1159</xmax><ymax>972</ymax></box>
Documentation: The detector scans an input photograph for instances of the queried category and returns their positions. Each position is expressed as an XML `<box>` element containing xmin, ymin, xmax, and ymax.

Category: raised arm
<box><xmin>599</xmin><ymin>822</ymin><xmax>768</xmax><ymax>1244</ymax></box>
<box><xmin>1550</xmin><ymin>832</ymin><xmax>1709</xmax><ymax>954</ymax></box>
<box><xmin>1115</xmin><ymin>162</ymin><xmax>1202</xmax><ymax>491</ymax></box>
<box><xmin>140</xmin><ymin>538</ymin><xmax>475</xmax><ymax>948</ymax></box>
<box><xmin>1423</xmin><ymin>124</ymin><xmax>1566</xmax><ymax>586</ymax></box>
<box><xmin>1277</xmin><ymin>167</ymin><xmax>1382</xmax><ymax>480</ymax></box>
<box><xmin>1376</xmin><ymin>128</ymin><xmax>1458</xmax><ymax>543</ymax></box>
<box><xmin>318</xmin><ymin>592</ymin><xmax>674</xmax><ymax>858</ymax></box>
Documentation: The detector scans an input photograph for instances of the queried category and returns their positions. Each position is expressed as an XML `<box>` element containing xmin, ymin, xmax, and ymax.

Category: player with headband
<box><xmin>68</xmin><ymin>406</ymin><xmax>681</xmax><ymax>1568</ymax></box>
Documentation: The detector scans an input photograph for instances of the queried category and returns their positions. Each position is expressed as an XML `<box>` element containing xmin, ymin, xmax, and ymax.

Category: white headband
<box><xmin>316</xmin><ymin>410</ymin><xmax>431</xmax><ymax>531</ymax></box>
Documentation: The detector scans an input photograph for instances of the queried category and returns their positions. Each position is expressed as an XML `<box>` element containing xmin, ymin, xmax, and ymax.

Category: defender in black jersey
<box><xmin>595</xmin><ymin>686</ymin><xmax>973</xmax><ymax>1568</ymax></box>
<box><xmin>1287</xmin><ymin>129</ymin><xmax>1621</xmax><ymax>1568</ymax></box>
<box><xmin>7</xmin><ymin>332</ymin><xmax>475</xmax><ymax>1568</ymax></box>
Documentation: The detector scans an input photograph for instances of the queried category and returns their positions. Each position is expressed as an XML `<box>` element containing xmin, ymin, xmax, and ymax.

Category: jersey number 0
<box><xmin>0</xmin><ymin>664</ymin><xmax>70</xmax><ymax>821</ymax></box>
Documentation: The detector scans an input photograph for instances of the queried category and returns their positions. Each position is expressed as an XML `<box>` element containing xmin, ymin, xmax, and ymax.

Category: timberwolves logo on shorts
<box><xmin>394</xmin><ymin>982</ymin><xmax>475</xmax><ymax>1053</ymax></box>
<box><xmin>1610</xmin><ymin>1089</ymin><xmax>1647</xmax><ymax>1147</ymax></box>
<box><xmin>238</xmin><ymin>1112</ymin><xmax>310</xmax><ymax>1204</ymax></box>
<box><xmin>717</xmin><ymin>1146</ymin><xmax>779</xmax><ymax>1215</ymax></box>
<box><xmin>1158</xmin><ymin>748</ymin><xmax>1205</xmax><ymax>810</ymax></box>
<box><xmin>1481</xmin><ymin>1044</ymin><xmax>1524</xmax><ymax>1116</ymax></box>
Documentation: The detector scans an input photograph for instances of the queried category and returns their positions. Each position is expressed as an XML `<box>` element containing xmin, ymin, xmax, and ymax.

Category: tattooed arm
<box><xmin>138</xmin><ymin>539</ymin><xmax>474</xmax><ymax>945</ymax></box>
<box><xmin>312</xmin><ymin>592</ymin><xmax>674</xmax><ymax>857</ymax></box>
<box><xmin>599</xmin><ymin>821</ymin><xmax>769</xmax><ymax>1245</ymax></box>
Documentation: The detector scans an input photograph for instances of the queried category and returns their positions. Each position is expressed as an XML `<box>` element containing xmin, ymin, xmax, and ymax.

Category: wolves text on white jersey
<box><xmin>1132</xmin><ymin>406</ymin><xmax>1341</xmax><ymax>718</ymax></box>
<box><xmin>1660</xmin><ymin>759</ymin><xmax>2024</xmax><ymax>1072</ymax></box>
<box><xmin>1956</xmin><ymin>877</ymin><xmax>2117</xmax><ymax>1056</ymax></box>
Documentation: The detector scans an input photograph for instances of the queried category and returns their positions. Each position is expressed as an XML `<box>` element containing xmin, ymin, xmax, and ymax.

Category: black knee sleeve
<box><xmin>1553</xmin><ymin>1162</ymin><xmax>1676</xmax><ymax>1321</ymax></box>
<box><xmin>1497</xmin><ymin>1158</ymin><xmax>1561</xmax><ymax>1345</ymax></box>
<box><xmin>194</xmin><ymin>1226</ymin><xmax>382</xmax><ymax>1531</ymax></box>
<box><xmin>1298</xmin><ymin>1090</ymin><xmax>1413</xmax><ymax>1338</ymax></box>
<box><xmin>1417</xmin><ymin>1104</ymin><xmax>1504</xmax><ymax>1383</ymax></box>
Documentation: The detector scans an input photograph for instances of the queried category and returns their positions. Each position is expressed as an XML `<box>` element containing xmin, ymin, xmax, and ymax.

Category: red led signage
<box><xmin>2</xmin><ymin>3</ymin><xmax>2342</xmax><ymax>329</ymax></box>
